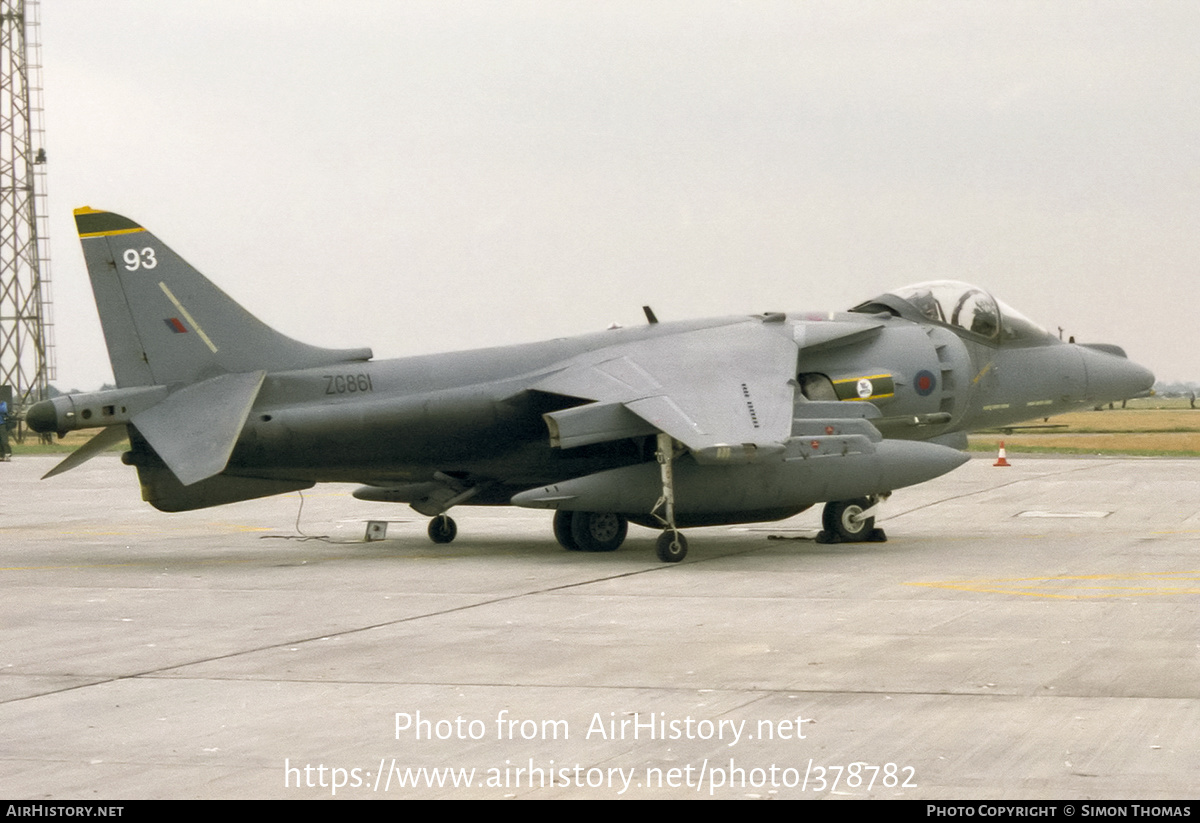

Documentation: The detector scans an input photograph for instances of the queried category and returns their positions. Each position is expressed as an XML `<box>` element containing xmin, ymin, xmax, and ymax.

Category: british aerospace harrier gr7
<box><xmin>27</xmin><ymin>207</ymin><xmax>1155</xmax><ymax>562</ymax></box>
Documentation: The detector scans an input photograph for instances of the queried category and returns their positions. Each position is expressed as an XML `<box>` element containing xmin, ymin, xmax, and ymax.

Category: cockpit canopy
<box><xmin>850</xmin><ymin>280</ymin><xmax>1051</xmax><ymax>344</ymax></box>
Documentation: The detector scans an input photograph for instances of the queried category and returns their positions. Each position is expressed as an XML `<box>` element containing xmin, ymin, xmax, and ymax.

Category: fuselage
<box><xmin>219</xmin><ymin>306</ymin><xmax>1151</xmax><ymax>492</ymax></box>
<box><xmin>27</xmin><ymin>209</ymin><xmax>1158</xmax><ymax>552</ymax></box>
<box><xmin>28</xmin><ymin>280</ymin><xmax>1154</xmax><ymax>517</ymax></box>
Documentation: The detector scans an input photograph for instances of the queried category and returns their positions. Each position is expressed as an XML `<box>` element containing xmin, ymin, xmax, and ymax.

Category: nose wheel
<box><xmin>817</xmin><ymin>497</ymin><xmax>888</xmax><ymax>544</ymax></box>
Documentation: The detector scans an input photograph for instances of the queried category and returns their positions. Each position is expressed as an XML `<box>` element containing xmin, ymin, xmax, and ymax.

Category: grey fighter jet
<box><xmin>27</xmin><ymin>208</ymin><xmax>1155</xmax><ymax>562</ymax></box>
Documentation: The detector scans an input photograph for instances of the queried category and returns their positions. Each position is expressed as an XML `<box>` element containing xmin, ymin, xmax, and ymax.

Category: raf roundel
<box><xmin>915</xmin><ymin>369</ymin><xmax>937</xmax><ymax>397</ymax></box>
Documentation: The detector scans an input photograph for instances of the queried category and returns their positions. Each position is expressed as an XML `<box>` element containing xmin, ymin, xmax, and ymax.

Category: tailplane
<box><xmin>29</xmin><ymin>208</ymin><xmax>373</xmax><ymax>496</ymax></box>
<box><xmin>74</xmin><ymin>207</ymin><xmax>371</xmax><ymax>387</ymax></box>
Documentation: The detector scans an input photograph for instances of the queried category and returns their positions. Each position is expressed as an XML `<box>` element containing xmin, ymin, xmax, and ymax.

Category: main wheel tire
<box><xmin>822</xmin><ymin>498</ymin><xmax>873</xmax><ymax>542</ymax></box>
<box><xmin>569</xmin><ymin>511</ymin><xmax>628</xmax><ymax>552</ymax></box>
<box><xmin>553</xmin><ymin>510</ymin><xmax>580</xmax><ymax>551</ymax></box>
<box><xmin>655</xmin><ymin>530</ymin><xmax>688</xmax><ymax>563</ymax></box>
<box><xmin>428</xmin><ymin>514</ymin><xmax>457</xmax><ymax>544</ymax></box>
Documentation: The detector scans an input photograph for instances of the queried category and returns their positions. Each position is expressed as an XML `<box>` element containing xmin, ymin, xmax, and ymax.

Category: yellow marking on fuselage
<box><xmin>971</xmin><ymin>361</ymin><xmax>993</xmax><ymax>384</ymax></box>
<box><xmin>832</xmin><ymin>374</ymin><xmax>895</xmax><ymax>400</ymax></box>
<box><xmin>159</xmin><ymin>281</ymin><xmax>219</xmax><ymax>353</ymax></box>
<box><xmin>832</xmin><ymin>373</ymin><xmax>892</xmax><ymax>384</ymax></box>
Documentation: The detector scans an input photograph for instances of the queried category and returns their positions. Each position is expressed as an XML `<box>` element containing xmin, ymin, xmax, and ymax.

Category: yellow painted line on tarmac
<box><xmin>906</xmin><ymin>570</ymin><xmax>1200</xmax><ymax>599</ymax></box>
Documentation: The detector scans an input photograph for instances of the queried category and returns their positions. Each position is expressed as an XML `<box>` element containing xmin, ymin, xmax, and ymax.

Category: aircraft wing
<box><xmin>533</xmin><ymin>319</ymin><xmax>799</xmax><ymax>464</ymax></box>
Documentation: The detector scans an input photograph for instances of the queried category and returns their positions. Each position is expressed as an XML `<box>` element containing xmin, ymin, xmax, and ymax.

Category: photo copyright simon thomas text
<box><xmin>282</xmin><ymin>709</ymin><xmax>918</xmax><ymax>796</ymax></box>
<box><xmin>925</xmin><ymin>806</ymin><xmax>1193</xmax><ymax>818</ymax></box>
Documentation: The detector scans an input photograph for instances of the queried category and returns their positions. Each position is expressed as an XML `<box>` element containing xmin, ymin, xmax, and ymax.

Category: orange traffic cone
<box><xmin>993</xmin><ymin>441</ymin><xmax>1011</xmax><ymax>467</ymax></box>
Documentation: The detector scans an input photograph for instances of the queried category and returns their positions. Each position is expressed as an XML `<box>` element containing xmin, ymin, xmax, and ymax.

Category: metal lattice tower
<box><xmin>0</xmin><ymin>0</ymin><xmax>54</xmax><ymax>422</ymax></box>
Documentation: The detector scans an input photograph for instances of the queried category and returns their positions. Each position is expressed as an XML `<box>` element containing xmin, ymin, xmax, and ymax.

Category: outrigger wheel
<box><xmin>817</xmin><ymin>497</ymin><xmax>887</xmax><ymax>544</ymax></box>
<box><xmin>647</xmin><ymin>432</ymin><xmax>691</xmax><ymax>563</ymax></box>
<box><xmin>655</xmin><ymin>530</ymin><xmax>687</xmax><ymax>563</ymax></box>
<box><xmin>428</xmin><ymin>514</ymin><xmax>457</xmax><ymax>544</ymax></box>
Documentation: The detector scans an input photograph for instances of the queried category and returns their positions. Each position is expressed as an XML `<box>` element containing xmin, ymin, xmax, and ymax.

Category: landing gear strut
<box><xmin>650</xmin><ymin>432</ymin><xmax>687</xmax><ymax>562</ymax></box>
<box><xmin>817</xmin><ymin>496</ymin><xmax>888</xmax><ymax>544</ymax></box>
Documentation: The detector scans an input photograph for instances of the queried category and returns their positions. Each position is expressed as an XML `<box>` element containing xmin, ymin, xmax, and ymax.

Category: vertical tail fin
<box><xmin>74</xmin><ymin>207</ymin><xmax>372</xmax><ymax>387</ymax></box>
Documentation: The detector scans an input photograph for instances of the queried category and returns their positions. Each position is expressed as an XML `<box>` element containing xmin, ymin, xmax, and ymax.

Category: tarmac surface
<box><xmin>1</xmin><ymin>453</ymin><xmax>1197</xmax><ymax>799</ymax></box>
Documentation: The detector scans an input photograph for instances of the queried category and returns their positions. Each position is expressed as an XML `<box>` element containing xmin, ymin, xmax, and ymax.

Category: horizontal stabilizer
<box><xmin>131</xmin><ymin>371</ymin><xmax>265</xmax><ymax>486</ymax></box>
<box><xmin>41</xmin><ymin>424</ymin><xmax>130</xmax><ymax>479</ymax></box>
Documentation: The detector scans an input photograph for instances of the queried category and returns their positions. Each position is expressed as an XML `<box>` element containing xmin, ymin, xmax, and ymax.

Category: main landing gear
<box><xmin>428</xmin><ymin>434</ymin><xmax>692</xmax><ymax>562</ymax></box>
<box><xmin>816</xmin><ymin>496</ymin><xmax>888</xmax><ymax>544</ymax></box>
<box><xmin>550</xmin><ymin>508</ymin><xmax>686</xmax><ymax>562</ymax></box>
<box><xmin>553</xmin><ymin>510</ymin><xmax>629</xmax><ymax>552</ymax></box>
<box><xmin>426</xmin><ymin>508</ymin><xmax>635</xmax><ymax>554</ymax></box>
<box><xmin>551</xmin><ymin>434</ymin><xmax>688</xmax><ymax>563</ymax></box>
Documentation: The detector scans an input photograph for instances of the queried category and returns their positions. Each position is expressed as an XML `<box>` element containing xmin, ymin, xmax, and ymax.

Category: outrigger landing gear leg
<box><xmin>650</xmin><ymin>432</ymin><xmax>688</xmax><ymax>562</ymax></box>
<box><xmin>419</xmin><ymin>475</ymin><xmax>483</xmax><ymax>546</ymax></box>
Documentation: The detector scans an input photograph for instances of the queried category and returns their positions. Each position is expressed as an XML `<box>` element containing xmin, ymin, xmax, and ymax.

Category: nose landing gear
<box><xmin>817</xmin><ymin>496</ymin><xmax>889</xmax><ymax>544</ymax></box>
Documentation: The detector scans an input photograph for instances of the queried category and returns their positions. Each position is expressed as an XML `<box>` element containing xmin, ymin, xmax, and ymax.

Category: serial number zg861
<box><xmin>324</xmin><ymin>373</ymin><xmax>374</xmax><ymax>395</ymax></box>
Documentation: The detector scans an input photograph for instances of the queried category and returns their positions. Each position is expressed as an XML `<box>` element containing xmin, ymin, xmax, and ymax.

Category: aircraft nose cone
<box><xmin>25</xmin><ymin>400</ymin><xmax>58</xmax><ymax>434</ymax></box>
<box><xmin>1081</xmin><ymin>346</ymin><xmax>1155</xmax><ymax>403</ymax></box>
<box><xmin>1128</xmin><ymin>361</ymin><xmax>1156</xmax><ymax>395</ymax></box>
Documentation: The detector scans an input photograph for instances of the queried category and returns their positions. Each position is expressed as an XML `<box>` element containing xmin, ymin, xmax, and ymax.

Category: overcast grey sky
<box><xmin>37</xmin><ymin>1</ymin><xmax>1200</xmax><ymax>390</ymax></box>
